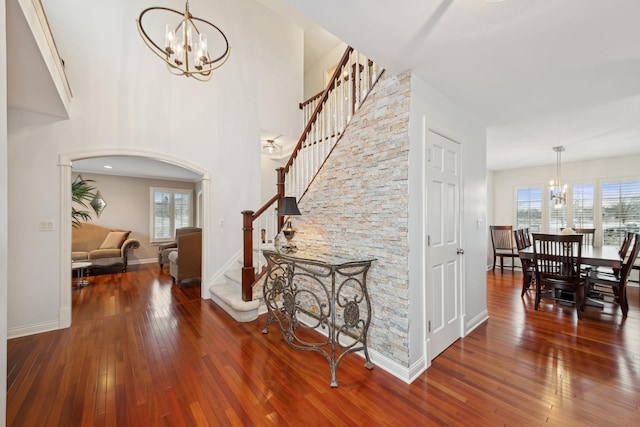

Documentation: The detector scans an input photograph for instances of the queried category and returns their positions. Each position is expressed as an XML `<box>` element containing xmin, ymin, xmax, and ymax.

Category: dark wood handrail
<box><xmin>252</xmin><ymin>193</ymin><xmax>279</xmax><ymax>221</ymax></box>
<box><xmin>284</xmin><ymin>47</ymin><xmax>354</xmax><ymax>173</ymax></box>
<box><xmin>299</xmin><ymin>91</ymin><xmax>323</xmax><ymax>110</ymax></box>
<box><xmin>241</xmin><ymin>46</ymin><xmax>363</xmax><ymax>302</ymax></box>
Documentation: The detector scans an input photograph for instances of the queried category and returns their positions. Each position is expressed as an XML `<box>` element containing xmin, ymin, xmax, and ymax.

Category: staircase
<box><xmin>209</xmin><ymin>47</ymin><xmax>383</xmax><ymax>322</ymax></box>
<box><xmin>208</xmin><ymin>252</ymin><xmax>263</xmax><ymax>322</ymax></box>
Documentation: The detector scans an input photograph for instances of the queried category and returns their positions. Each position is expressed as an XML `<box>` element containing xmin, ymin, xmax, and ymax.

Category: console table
<box><xmin>261</xmin><ymin>249</ymin><xmax>375</xmax><ymax>387</ymax></box>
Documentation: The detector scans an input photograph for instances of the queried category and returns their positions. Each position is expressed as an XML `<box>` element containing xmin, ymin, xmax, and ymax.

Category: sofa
<box><xmin>72</xmin><ymin>222</ymin><xmax>140</xmax><ymax>273</ymax></box>
<box><xmin>168</xmin><ymin>229</ymin><xmax>202</xmax><ymax>286</ymax></box>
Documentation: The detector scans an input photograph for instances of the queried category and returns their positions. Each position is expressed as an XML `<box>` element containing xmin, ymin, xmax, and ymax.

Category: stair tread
<box><xmin>224</xmin><ymin>268</ymin><xmax>242</xmax><ymax>285</ymax></box>
<box><xmin>209</xmin><ymin>281</ymin><xmax>260</xmax><ymax>312</ymax></box>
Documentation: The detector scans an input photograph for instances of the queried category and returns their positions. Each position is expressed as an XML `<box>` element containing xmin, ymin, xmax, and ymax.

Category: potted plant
<box><xmin>72</xmin><ymin>176</ymin><xmax>96</xmax><ymax>228</ymax></box>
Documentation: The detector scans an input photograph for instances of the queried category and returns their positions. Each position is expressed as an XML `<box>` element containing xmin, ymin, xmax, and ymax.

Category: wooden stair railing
<box><xmin>241</xmin><ymin>46</ymin><xmax>383</xmax><ymax>301</ymax></box>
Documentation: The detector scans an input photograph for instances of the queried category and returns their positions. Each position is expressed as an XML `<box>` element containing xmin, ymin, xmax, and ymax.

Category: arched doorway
<box><xmin>59</xmin><ymin>149</ymin><xmax>210</xmax><ymax>328</ymax></box>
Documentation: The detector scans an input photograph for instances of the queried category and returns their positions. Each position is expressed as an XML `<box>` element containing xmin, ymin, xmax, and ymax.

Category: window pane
<box><xmin>602</xmin><ymin>180</ymin><xmax>640</xmax><ymax>246</ymax></box>
<box><xmin>572</xmin><ymin>184</ymin><xmax>594</xmax><ymax>228</ymax></box>
<box><xmin>548</xmin><ymin>202</ymin><xmax>567</xmax><ymax>234</ymax></box>
<box><xmin>151</xmin><ymin>188</ymin><xmax>193</xmax><ymax>241</ymax></box>
<box><xmin>174</xmin><ymin>192</ymin><xmax>191</xmax><ymax>229</ymax></box>
<box><xmin>516</xmin><ymin>187</ymin><xmax>542</xmax><ymax>232</ymax></box>
<box><xmin>154</xmin><ymin>191</ymin><xmax>172</xmax><ymax>240</ymax></box>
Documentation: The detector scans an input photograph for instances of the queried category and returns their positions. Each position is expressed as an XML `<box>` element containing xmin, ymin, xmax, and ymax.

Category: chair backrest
<box><xmin>619</xmin><ymin>231</ymin><xmax>634</xmax><ymax>258</ymax></box>
<box><xmin>175</xmin><ymin>227</ymin><xmax>202</xmax><ymax>239</ymax></box>
<box><xmin>572</xmin><ymin>228</ymin><xmax>596</xmax><ymax>245</ymax></box>
<box><xmin>532</xmin><ymin>233</ymin><xmax>583</xmax><ymax>280</ymax></box>
<box><xmin>490</xmin><ymin>226</ymin><xmax>514</xmax><ymax>252</ymax></box>
<box><xmin>618</xmin><ymin>233</ymin><xmax>640</xmax><ymax>284</ymax></box>
<box><xmin>513</xmin><ymin>228</ymin><xmax>530</xmax><ymax>250</ymax></box>
<box><xmin>522</xmin><ymin>227</ymin><xmax>531</xmax><ymax>247</ymax></box>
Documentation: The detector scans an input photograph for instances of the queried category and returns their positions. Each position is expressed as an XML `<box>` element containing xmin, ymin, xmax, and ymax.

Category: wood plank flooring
<box><xmin>7</xmin><ymin>265</ymin><xmax>640</xmax><ymax>426</ymax></box>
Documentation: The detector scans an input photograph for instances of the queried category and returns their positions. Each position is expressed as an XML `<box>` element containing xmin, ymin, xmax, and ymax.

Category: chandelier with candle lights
<box><xmin>137</xmin><ymin>1</ymin><xmax>230</xmax><ymax>81</ymax></box>
<box><xmin>550</xmin><ymin>146</ymin><xmax>567</xmax><ymax>208</ymax></box>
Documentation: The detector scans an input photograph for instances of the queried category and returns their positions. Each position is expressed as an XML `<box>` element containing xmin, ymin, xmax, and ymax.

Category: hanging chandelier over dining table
<box><xmin>550</xmin><ymin>146</ymin><xmax>567</xmax><ymax>208</ymax></box>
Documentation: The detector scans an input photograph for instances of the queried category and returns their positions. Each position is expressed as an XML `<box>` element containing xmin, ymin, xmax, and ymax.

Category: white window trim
<box><xmin>150</xmin><ymin>187</ymin><xmax>194</xmax><ymax>244</ymax></box>
<box><xmin>513</xmin><ymin>184</ymin><xmax>544</xmax><ymax>232</ymax></box>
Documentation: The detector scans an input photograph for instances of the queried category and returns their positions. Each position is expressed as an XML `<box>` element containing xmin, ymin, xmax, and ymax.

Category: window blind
<box><xmin>601</xmin><ymin>180</ymin><xmax>640</xmax><ymax>246</ymax></box>
<box><xmin>516</xmin><ymin>187</ymin><xmax>543</xmax><ymax>232</ymax></box>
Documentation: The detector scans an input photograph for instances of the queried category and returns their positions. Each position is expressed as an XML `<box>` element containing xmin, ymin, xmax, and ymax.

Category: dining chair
<box><xmin>532</xmin><ymin>233</ymin><xmax>586</xmax><ymax>319</ymax></box>
<box><xmin>632</xmin><ymin>258</ymin><xmax>640</xmax><ymax>283</ymax></box>
<box><xmin>490</xmin><ymin>225</ymin><xmax>518</xmax><ymax>274</ymax></box>
<box><xmin>522</xmin><ymin>227</ymin><xmax>531</xmax><ymax>247</ymax></box>
<box><xmin>596</xmin><ymin>231</ymin><xmax>633</xmax><ymax>278</ymax></box>
<box><xmin>585</xmin><ymin>233</ymin><xmax>640</xmax><ymax>317</ymax></box>
<box><xmin>562</xmin><ymin>228</ymin><xmax>596</xmax><ymax>245</ymax></box>
<box><xmin>620</xmin><ymin>231</ymin><xmax>640</xmax><ymax>283</ymax></box>
<box><xmin>618</xmin><ymin>231</ymin><xmax>633</xmax><ymax>258</ymax></box>
<box><xmin>514</xmin><ymin>229</ymin><xmax>535</xmax><ymax>296</ymax></box>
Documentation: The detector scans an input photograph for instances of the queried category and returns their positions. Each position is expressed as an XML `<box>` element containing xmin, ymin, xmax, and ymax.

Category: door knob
<box><xmin>457</xmin><ymin>248</ymin><xmax>464</xmax><ymax>255</ymax></box>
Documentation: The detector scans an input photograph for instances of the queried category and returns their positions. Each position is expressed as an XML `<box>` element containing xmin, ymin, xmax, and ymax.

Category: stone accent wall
<box><xmin>294</xmin><ymin>71</ymin><xmax>412</xmax><ymax>366</ymax></box>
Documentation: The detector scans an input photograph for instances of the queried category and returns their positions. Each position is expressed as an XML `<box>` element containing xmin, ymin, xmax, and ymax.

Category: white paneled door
<box><xmin>426</xmin><ymin>130</ymin><xmax>462</xmax><ymax>361</ymax></box>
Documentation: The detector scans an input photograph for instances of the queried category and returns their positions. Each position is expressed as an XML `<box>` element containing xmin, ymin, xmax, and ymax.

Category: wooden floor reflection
<box><xmin>7</xmin><ymin>265</ymin><xmax>640</xmax><ymax>425</ymax></box>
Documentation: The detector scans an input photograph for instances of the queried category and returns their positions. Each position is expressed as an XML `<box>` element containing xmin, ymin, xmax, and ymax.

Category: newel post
<box><xmin>241</xmin><ymin>210</ymin><xmax>255</xmax><ymax>301</ymax></box>
<box><xmin>276</xmin><ymin>167</ymin><xmax>285</xmax><ymax>230</ymax></box>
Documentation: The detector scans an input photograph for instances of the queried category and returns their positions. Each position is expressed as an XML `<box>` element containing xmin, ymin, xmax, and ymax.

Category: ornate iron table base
<box><xmin>261</xmin><ymin>250</ymin><xmax>375</xmax><ymax>387</ymax></box>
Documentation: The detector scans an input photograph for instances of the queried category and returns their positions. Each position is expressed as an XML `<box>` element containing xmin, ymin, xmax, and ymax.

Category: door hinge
<box><xmin>427</xmin><ymin>148</ymin><xmax>432</xmax><ymax>162</ymax></box>
<box><xmin>428</xmin><ymin>320</ymin><xmax>431</xmax><ymax>333</ymax></box>
<box><xmin>427</xmin><ymin>235</ymin><xmax>430</xmax><ymax>246</ymax></box>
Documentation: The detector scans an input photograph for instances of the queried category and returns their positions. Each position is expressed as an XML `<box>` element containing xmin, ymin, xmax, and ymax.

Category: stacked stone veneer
<box><xmin>294</xmin><ymin>71</ymin><xmax>412</xmax><ymax>366</ymax></box>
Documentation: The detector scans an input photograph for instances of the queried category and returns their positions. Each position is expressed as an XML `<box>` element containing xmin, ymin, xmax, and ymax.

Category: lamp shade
<box><xmin>278</xmin><ymin>197</ymin><xmax>301</xmax><ymax>216</ymax></box>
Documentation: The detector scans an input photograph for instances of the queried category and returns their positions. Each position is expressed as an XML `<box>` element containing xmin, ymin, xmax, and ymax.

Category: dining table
<box><xmin>518</xmin><ymin>244</ymin><xmax>623</xmax><ymax>308</ymax></box>
<box><xmin>518</xmin><ymin>244</ymin><xmax>622</xmax><ymax>269</ymax></box>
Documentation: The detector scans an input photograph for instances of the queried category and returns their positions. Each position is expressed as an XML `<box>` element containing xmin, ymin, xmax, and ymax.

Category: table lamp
<box><xmin>278</xmin><ymin>196</ymin><xmax>302</xmax><ymax>252</ymax></box>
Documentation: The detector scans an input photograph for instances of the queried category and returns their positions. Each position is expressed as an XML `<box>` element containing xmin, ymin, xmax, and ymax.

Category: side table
<box><xmin>72</xmin><ymin>261</ymin><xmax>92</xmax><ymax>288</ymax></box>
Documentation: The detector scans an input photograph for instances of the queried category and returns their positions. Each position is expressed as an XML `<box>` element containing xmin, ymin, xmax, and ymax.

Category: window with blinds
<box><xmin>516</xmin><ymin>187</ymin><xmax>543</xmax><ymax>232</ymax></box>
<box><xmin>151</xmin><ymin>187</ymin><xmax>193</xmax><ymax>242</ymax></box>
<box><xmin>548</xmin><ymin>200</ymin><xmax>567</xmax><ymax>233</ymax></box>
<box><xmin>601</xmin><ymin>180</ymin><xmax>640</xmax><ymax>246</ymax></box>
<box><xmin>572</xmin><ymin>184</ymin><xmax>595</xmax><ymax>228</ymax></box>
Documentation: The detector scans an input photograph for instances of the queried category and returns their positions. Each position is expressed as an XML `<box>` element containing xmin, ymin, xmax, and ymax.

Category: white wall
<box><xmin>7</xmin><ymin>0</ymin><xmax>304</xmax><ymax>335</ymax></box>
<box><xmin>260</xmin><ymin>155</ymin><xmax>286</xmax><ymax>204</ymax></box>
<box><xmin>408</xmin><ymin>74</ymin><xmax>487</xmax><ymax>367</ymax></box>
<box><xmin>303</xmin><ymin>41</ymin><xmax>347</xmax><ymax>99</ymax></box>
<box><xmin>1</xmin><ymin>0</ymin><xmax>8</xmax><ymax>421</ymax></box>
<box><xmin>73</xmin><ymin>173</ymin><xmax>197</xmax><ymax>261</ymax></box>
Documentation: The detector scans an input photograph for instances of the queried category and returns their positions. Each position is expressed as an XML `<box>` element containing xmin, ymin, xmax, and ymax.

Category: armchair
<box><xmin>169</xmin><ymin>230</ymin><xmax>202</xmax><ymax>286</ymax></box>
<box><xmin>158</xmin><ymin>227</ymin><xmax>201</xmax><ymax>268</ymax></box>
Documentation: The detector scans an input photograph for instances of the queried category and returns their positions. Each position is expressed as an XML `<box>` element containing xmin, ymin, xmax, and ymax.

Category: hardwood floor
<box><xmin>7</xmin><ymin>266</ymin><xmax>640</xmax><ymax>426</ymax></box>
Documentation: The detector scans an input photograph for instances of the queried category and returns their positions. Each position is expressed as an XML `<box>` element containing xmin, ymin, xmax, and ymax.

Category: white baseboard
<box><xmin>8</xmin><ymin>320</ymin><xmax>61</xmax><ymax>339</ymax></box>
<box><xmin>365</xmin><ymin>349</ymin><xmax>427</xmax><ymax>384</ymax></box>
<box><xmin>129</xmin><ymin>258</ymin><xmax>156</xmax><ymax>265</ymax></box>
<box><xmin>208</xmin><ymin>249</ymin><xmax>243</xmax><ymax>289</ymax></box>
<box><xmin>283</xmin><ymin>311</ymin><xmax>423</xmax><ymax>384</ymax></box>
<box><xmin>465</xmin><ymin>309</ymin><xmax>489</xmax><ymax>335</ymax></box>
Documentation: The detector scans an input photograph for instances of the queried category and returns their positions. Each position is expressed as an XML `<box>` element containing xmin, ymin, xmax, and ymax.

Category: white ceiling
<box><xmin>285</xmin><ymin>0</ymin><xmax>640</xmax><ymax>170</ymax></box>
<box><xmin>71</xmin><ymin>156</ymin><xmax>202</xmax><ymax>182</ymax></box>
<box><xmin>10</xmin><ymin>0</ymin><xmax>639</xmax><ymax>175</ymax></box>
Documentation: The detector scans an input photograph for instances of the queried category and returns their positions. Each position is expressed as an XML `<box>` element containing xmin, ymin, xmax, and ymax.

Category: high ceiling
<box><xmin>286</xmin><ymin>0</ymin><xmax>640</xmax><ymax>170</ymax></box>
<box><xmin>9</xmin><ymin>0</ymin><xmax>640</xmax><ymax>175</ymax></box>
